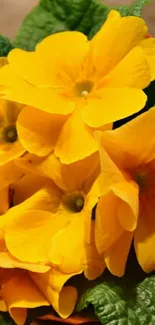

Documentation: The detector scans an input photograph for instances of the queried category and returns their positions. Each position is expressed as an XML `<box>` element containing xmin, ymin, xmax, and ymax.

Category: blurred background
<box><xmin>0</xmin><ymin>0</ymin><xmax>154</xmax><ymax>40</ymax></box>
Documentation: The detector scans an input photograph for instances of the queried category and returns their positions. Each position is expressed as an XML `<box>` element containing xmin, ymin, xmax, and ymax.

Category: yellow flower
<box><xmin>0</xmin><ymin>173</ymin><xmax>80</xmax><ymax>320</ymax></box>
<box><xmin>95</xmin><ymin>107</ymin><xmax>155</xmax><ymax>277</ymax></box>
<box><xmin>0</xmin><ymin>268</ymin><xmax>50</xmax><ymax>325</ymax></box>
<box><xmin>0</xmin><ymin>10</ymin><xmax>154</xmax><ymax>163</ymax></box>
<box><xmin>0</xmin><ymin>156</ymin><xmax>105</xmax><ymax>318</ymax></box>
<box><xmin>0</xmin><ymin>98</ymin><xmax>25</xmax><ymax>188</ymax></box>
<box><xmin>4</xmin><ymin>153</ymin><xmax>105</xmax><ymax>280</ymax></box>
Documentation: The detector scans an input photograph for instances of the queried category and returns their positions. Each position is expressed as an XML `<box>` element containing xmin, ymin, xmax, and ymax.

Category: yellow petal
<box><xmin>111</xmin><ymin>181</ymin><xmax>139</xmax><ymax>231</ymax></box>
<box><xmin>84</xmin><ymin>221</ymin><xmax>106</xmax><ymax>280</ymax></box>
<box><xmin>105</xmin><ymin>231</ymin><xmax>133</xmax><ymax>277</ymax></box>
<box><xmin>82</xmin><ymin>88</ymin><xmax>146</xmax><ymax>128</ymax></box>
<box><xmin>49</xmin><ymin>214</ymin><xmax>84</xmax><ymax>274</ymax></box>
<box><xmin>0</xmin><ymin>65</ymin><xmax>74</xmax><ymax>115</ymax></box>
<box><xmin>36</xmin><ymin>31</ymin><xmax>89</xmax><ymax>84</ymax></box>
<box><xmin>13</xmin><ymin>173</ymin><xmax>49</xmax><ymax>206</ymax></box>
<box><xmin>8</xmin><ymin>49</ymin><xmax>53</xmax><ymax>87</ymax></box>
<box><xmin>99</xmin><ymin>46</ymin><xmax>150</xmax><ymax>89</ymax></box>
<box><xmin>55</xmin><ymin>111</ymin><xmax>98</xmax><ymax>164</ymax></box>
<box><xmin>0</xmin><ymin>187</ymin><xmax>9</xmax><ymax>215</ymax></box>
<box><xmin>95</xmin><ymin>192</ymin><xmax>123</xmax><ymax>253</ymax></box>
<box><xmin>140</xmin><ymin>37</ymin><xmax>155</xmax><ymax>81</ymax></box>
<box><xmin>30</xmin><ymin>269</ymin><xmax>78</xmax><ymax>318</ymax></box>
<box><xmin>96</xmin><ymin>107</ymin><xmax>155</xmax><ymax>168</ymax></box>
<box><xmin>5</xmin><ymin>208</ymin><xmax>70</xmax><ymax>264</ymax></box>
<box><xmin>0</xmin><ymin>159</ymin><xmax>23</xmax><ymax>189</ymax></box>
<box><xmin>1</xmin><ymin>270</ymin><xmax>49</xmax><ymax>325</ymax></box>
<box><xmin>90</xmin><ymin>10</ymin><xmax>147</xmax><ymax>78</ymax></box>
<box><xmin>0</xmin><ymin>237</ymin><xmax>50</xmax><ymax>272</ymax></box>
<box><xmin>16</xmin><ymin>151</ymin><xmax>99</xmax><ymax>193</ymax></box>
<box><xmin>134</xmin><ymin>198</ymin><xmax>155</xmax><ymax>272</ymax></box>
<box><xmin>17</xmin><ymin>106</ymin><xmax>67</xmax><ymax>156</ymax></box>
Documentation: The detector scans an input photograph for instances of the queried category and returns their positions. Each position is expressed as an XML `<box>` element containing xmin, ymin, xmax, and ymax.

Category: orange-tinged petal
<box><xmin>0</xmin><ymin>65</ymin><xmax>74</xmax><ymax>115</ymax></box>
<box><xmin>36</xmin><ymin>31</ymin><xmax>89</xmax><ymax>84</ymax></box>
<box><xmin>0</xmin><ymin>141</ymin><xmax>25</xmax><ymax>165</ymax></box>
<box><xmin>82</xmin><ymin>88</ymin><xmax>146</xmax><ymax>128</ymax></box>
<box><xmin>0</xmin><ymin>236</ymin><xmax>50</xmax><ymax>272</ymax></box>
<box><xmin>0</xmin><ymin>187</ymin><xmax>9</xmax><ymax>215</ymax></box>
<box><xmin>111</xmin><ymin>180</ymin><xmax>139</xmax><ymax>231</ymax></box>
<box><xmin>17</xmin><ymin>106</ymin><xmax>67</xmax><ymax>157</ymax></box>
<box><xmin>0</xmin><ymin>159</ymin><xmax>23</xmax><ymax>189</ymax></box>
<box><xmin>84</xmin><ymin>221</ymin><xmax>106</xmax><ymax>280</ymax></box>
<box><xmin>16</xmin><ymin>153</ymin><xmax>68</xmax><ymax>192</ymax></box>
<box><xmin>95</xmin><ymin>141</ymin><xmax>124</xmax><ymax>195</ymax></box>
<box><xmin>89</xmin><ymin>10</ymin><xmax>147</xmax><ymax>78</ymax></box>
<box><xmin>95</xmin><ymin>192</ymin><xmax>123</xmax><ymax>254</ymax></box>
<box><xmin>55</xmin><ymin>111</ymin><xmax>98</xmax><ymax>164</ymax></box>
<box><xmin>0</xmin><ymin>295</ymin><xmax>7</xmax><ymax>312</ymax></box>
<box><xmin>49</xmin><ymin>214</ymin><xmax>84</xmax><ymax>274</ymax></box>
<box><xmin>140</xmin><ymin>37</ymin><xmax>155</xmax><ymax>81</ymax></box>
<box><xmin>134</xmin><ymin>198</ymin><xmax>155</xmax><ymax>272</ymax></box>
<box><xmin>5</xmin><ymin>208</ymin><xmax>70</xmax><ymax>264</ymax></box>
<box><xmin>30</xmin><ymin>269</ymin><xmax>78</xmax><ymax>318</ymax></box>
<box><xmin>1</xmin><ymin>271</ymin><xmax>49</xmax><ymax>325</ymax></box>
<box><xmin>96</xmin><ymin>107</ymin><xmax>155</xmax><ymax>168</ymax></box>
<box><xmin>105</xmin><ymin>231</ymin><xmax>133</xmax><ymax>277</ymax></box>
<box><xmin>99</xmin><ymin>46</ymin><xmax>150</xmax><ymax>89</ymax></box>
<box><xmin>13</xmin><ymin>173</ymin><xmax>49</xmax><ymax>206</ymax></box>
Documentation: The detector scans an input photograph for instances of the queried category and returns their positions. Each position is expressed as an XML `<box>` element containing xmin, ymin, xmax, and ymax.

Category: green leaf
<box><xmin>0</xmin><ymin>35</ymin><xmax>14</xmax><ymax>57</ymax></box>
<box><xmin>13</xmin><ymin>0</ymin><xmax>149</xmax><ymax>51</ymax></box>
<box><xmin>77</xmin><ymin>274</ymin><xmax>155</xmax><ymax>325</ymax></box>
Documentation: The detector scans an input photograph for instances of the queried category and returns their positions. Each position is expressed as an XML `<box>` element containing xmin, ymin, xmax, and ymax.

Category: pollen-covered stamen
<box><xmin>81</xmin><ymin>90</ymin><xmax>89</xmax><ymax>97</ymax></box>
<box><xmin>2</xmin><ymin>124</ymin><xmax>18</xmax><ymax>143</ymax></box>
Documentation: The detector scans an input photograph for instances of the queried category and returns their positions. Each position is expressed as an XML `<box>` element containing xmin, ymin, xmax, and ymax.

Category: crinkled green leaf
<box><xmin>0</xmin><ymin>35</ymin><xmax>14</xmax><ymax>57</ymax></box>
<box><xmin>13</xmin><ymin>0</ymin><xmax>149</xmax><ymax>51</ymax></box>
<box><xmin>77</xmin><ymin>275</ymin><xmax>155</xmax><ymax>325</ymax></box>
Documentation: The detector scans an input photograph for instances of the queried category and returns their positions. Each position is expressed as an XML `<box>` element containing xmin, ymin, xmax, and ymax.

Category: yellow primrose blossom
<box><xmin>0</xmin><ymin>10</ymin><xmax>154</xmax><ymax>163</ymax></box>
<box><xmin>0</xmin><ymin>98</ymin><xmax>25</xmax><ymax>188</ymax></box>
<box><xmin>3</xmin><ymin>153</ymin><xmax>105</xmax><ymax>281</ymax></box>
<box><xmin>95</xmin><ymin>107</ymin><xmax>155</xmax><ymax>277</ymax></box>
<box><xmin>0</xmin><ymin>268</ymin><xmax>49</xmax><ymax>325</ymax></box>
<box><xmin>0</xmin><ymin>173</ymin><xmax>81</xmax><ymax>320</ymax></box>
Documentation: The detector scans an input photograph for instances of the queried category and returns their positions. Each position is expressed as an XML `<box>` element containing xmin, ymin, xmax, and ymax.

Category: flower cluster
<box><xmin>0</xmin><ymin>9</ymin><xmax>154</xmax><ymax>325</ymax></box>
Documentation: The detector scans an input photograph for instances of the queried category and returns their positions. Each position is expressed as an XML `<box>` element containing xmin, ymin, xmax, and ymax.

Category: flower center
<box><xmin>63</xmin><ymin>192</ymin><xmax>85</xmax><ymax>213</ymax></box>
<box><xmin>135</xmin><ymin>172</ymin><xmax>147</xmax><ymax>188</ymax></box>
<box><xmin>2</xmin><ymin>125</ymin><xmax>18</xmax><ymax>143</ymax></box>
<box><xmin>75</xmin><ymin>80</ymin><xmax>94</xmax><ymax>98</ymax></box>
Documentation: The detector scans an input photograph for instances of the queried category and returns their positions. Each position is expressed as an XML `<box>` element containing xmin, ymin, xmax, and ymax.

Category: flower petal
<box><xmin>90</xmin><ymin>10</ymin><xmax>147</xmax><ymax>78</ymax></box>
<box><xmin>8</xmin><ymin>49</ymin><xmax>53</xmax><ymax>87</ymax></box>
<box><xmin>0</xmin><ymin>65</ymin><xmax>74</xmax><ymax>115</ymax></box>
<box><xmin>140</xmin><ymin>37</ymin><xmax>155</xmax><ymax>81</ymax></box>
<box><xmin>5</xmin><ymin>206</ymin><xmax>71</xmax><ymax>264</ymax></box>
<box><xmin>0</xmin><ymin>159</ymin><xmax>23</xmax><ymax>189</ymax></box>
<box><xmin>82</xmin><ymin>88</ymin><xmax>147</xmax><ymax>128</ymax></box>
<box><xmin>99</xmin><ymin>46</ymin><xmax>150</xmax><ymax>89</ymax></box>
<box><xmin>55</xmin><ymin>111</ymin><xmax>98</xmax><ymax>164</ymax></box>
<box><xmin>84</xmin><ymin>221</ymin><xmax>106</xmax><ymax>280</ymax></box>
<box><xmin>111</xmin><ymin>181</ymin><xmax>139</xmax><ymax>231</ymax></box>
<box><xmin>95</xmin><ymin>192</ymin><xmax>123</xmax><ymax>254</ymax></box>
<box><xmin>30</xmin><ymin>269</ymin><xmax>78</xmax><ymax>318</ymax></box>
<box><xmin>49</xmin><ymin>215</ymin><xmax>84</xmax><ymax>273</ymax></box>
<box><xmin>17</xmin><ymin>106</ymin><xmax>67</xmax><ymax>156</ymax></box>
<box><xmin>36</xmin><ymin>31</ymin><xmax>89</xmax><ymax>84</ymax></box>
<box><xmin>134</xmin><ymin>198</ymin><xmax>155</xmax><ymax>272</ymax></box>
<box><xmin>105</xmin><ymin>231</ymin><xmax>133</xmax><ymax>277</ymax></box>
<box><xmin>96</xmin><ymin>107</ymin><xmax>155</xmax><ymax>167</ymax></box>
<box><xmin>1</xmin><ymin>270</ymin><xmax>49</xmax><ymax>325</ymax></box>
